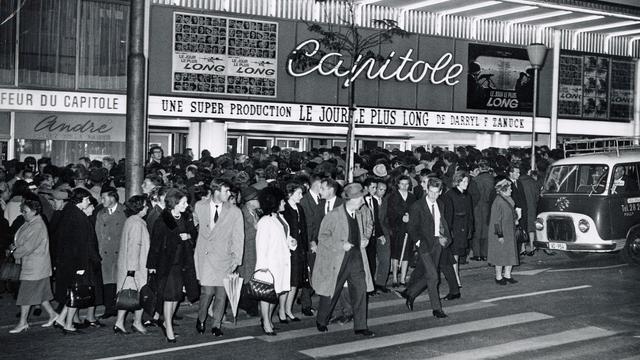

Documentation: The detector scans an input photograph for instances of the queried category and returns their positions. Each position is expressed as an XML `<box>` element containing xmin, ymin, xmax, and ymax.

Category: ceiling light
<box><xmin>443</xmin><ymin>1</ymin><xmax>501</xmax><ymax>15</ymax></box>
<box><xmin>402</xmin><ymin>0</ymin><xmax>451</xmax><ymax>11</ymax></box>
<box><xmin>509</xmin><ymin>10</ymin><xmax>572</xmax><ymax>24</ymax></box>
<box><xmin>537</xmin><ymin>15</ymin><xmax>603</xmax><ymax>28</ymax></box>
<box><xmin>501</xmin><ymin>0</ymin><xmax>640</xmax><ymax>21</ymax></box>
<box><xmin>478</xmin><ymin>5</ymin><xmax>537</xmax><ymax>19</ymax></box>
<box><xmin>573</xmin><ymin>20</ymin><xmax>639</xmax><ymax>33</ymax></box>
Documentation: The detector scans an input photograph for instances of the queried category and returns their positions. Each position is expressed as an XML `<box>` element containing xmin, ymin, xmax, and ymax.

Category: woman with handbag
<box><xmin>52</xmin><ymin>188</ymin><xmax>102</xmax><ymax>334</ymax></box>
<box><xmin>487</xmin><ymin>179</ymin><xmax>520</xmax><ymax>285</ymax></box>
<box><xmin>114</xmin><ymin>195</ymin><xmax>150</xmax><ymax>335</ymax></box>
<box><xmin>146</xmin><ymin>189</ymin><xmax>197</xmax><ymax>343</ymax></box>
<box><xmin>281</xmin><ymin>182</ymin><xmax>307</xmax><ymax>323</ymax></box>
<box><xmin>8</xmin><ymin>194</ymin><xmax>58</xmax><ymax>333</ymax></box>
<box><xmin>254</xmin><ymin>187</ymin><xmax>297</xmax><ymax>336</ymax></box>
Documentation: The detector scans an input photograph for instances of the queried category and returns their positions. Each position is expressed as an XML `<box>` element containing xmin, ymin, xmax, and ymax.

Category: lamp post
<box><xmin>526</xmin><ymin>43</ymin><xmax>547</xmax><ymax>173</ymax></box>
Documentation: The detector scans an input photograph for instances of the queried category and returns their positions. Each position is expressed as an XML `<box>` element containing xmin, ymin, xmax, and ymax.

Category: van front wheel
<box><xmin>623</xmin><ymin>229</ymin><xmax>640</xmax><ymax>266</ymax></box>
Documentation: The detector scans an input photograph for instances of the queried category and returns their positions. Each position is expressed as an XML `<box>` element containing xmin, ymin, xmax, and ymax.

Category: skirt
<box><xmin>160</xmin><ymin>265</ymin><xmax>184</xmax><ymax>302</ymax></box>
<box><xmin>17</xmin><ymin>278</ymin><xmax>53</xmax><ymax>306</ymax></box>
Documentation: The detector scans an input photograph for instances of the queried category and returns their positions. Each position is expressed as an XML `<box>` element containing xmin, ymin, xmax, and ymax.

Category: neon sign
<box><xmin>287</xmin><ymin>39</ymin><xmax>464</xmax><ymax>88</ymax></box>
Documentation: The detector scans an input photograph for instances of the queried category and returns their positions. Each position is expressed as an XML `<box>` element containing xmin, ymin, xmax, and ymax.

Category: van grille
<box><xmin>546</xmin><ymin>217</ymin><xmax>576</xmax><ymax>242</ymax></box>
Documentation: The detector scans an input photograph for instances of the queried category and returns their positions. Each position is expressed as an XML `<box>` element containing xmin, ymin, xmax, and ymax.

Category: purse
<box><xmin>515</xmin><ymin>225</ymin><xmax>529</xmax><ymax>245</ymax></box>
<box><xmin>67</xmin><ymin>273</ymin><xmax>95</xmax><ymax>308</ymax></box>
<box><xmin>247</xmin><ymin>269</ymin><xmax>278</xmax><ymax>304</ymax></box>
<box><xmin>139</xmin><ymin>272</ymin><xmax>157</xmax><ymax>316</ymax></box>
<box><xmin>0</xmin><ymin>255</ymin><xmax>21</xmax><ymax>281</ymax></box>
<box><xmin>116</xmin><ymin>275</ymin><xmax>141</xmax><ymax>311</ymax></box>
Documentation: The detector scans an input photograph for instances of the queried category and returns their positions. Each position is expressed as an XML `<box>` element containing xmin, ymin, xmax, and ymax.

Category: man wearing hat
<box><xmin>313</xmin><ymin>183</ymin><xmax>375</xmax><ymax>337</ymax></box>
<box><xmin>372</xmin><ymin>164</ymin><xmax>388</xmax><ymax>178</ymax></box>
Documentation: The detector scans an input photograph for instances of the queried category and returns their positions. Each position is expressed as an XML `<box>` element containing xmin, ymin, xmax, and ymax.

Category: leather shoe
<box><xmin>339</xmin><ymin>315</ymin><xmax>353</xmax><ymax>325</ymax></box>
<box><xmin>433</xmin><ymin>310</ymin><xmax>447</xmax><ymax>318</ymax></box>
<box><xmin>469</xmin><ymin>256</ymin><xmax>482</xmax><ymax>261</ymax></box>
<box><xmin>399</xmin><ymin>290</ymin><xmax>414</xmax><ymax>311</ymax></box>
<box><xmin>354</xmin><ymin>329</ymin><xmax>375</xmax><ymax>337</ymax></box>
<box><xmin>504</xmin><ymin>277</ymin><xmax>518</xmax><ymax>284</ymax></box>
<box><xmin>316</xmin><ymin>322</ymin><xmax>328</xmax><ymax>332</ymax></box>
<box><xmin>301</xmin><ymin>308</ymin><xmax>315</xmax><ymax>317</ymax></box>
<box><xmin>495</xmin><ymin>278</ymin><xmax>508</xmax><ymax>285</ymax></box>
<box><xmin>211</xmin><ymin>327</ymin><xmax>223</xmax><ymax>337</ymax></box>
<box><xmin>329</xmin><ymin>315</ymin><xmax>343</xmax><ymax>324</ymax></box>
<box><xmin>196</xmin><ymin>319</ymin><xmax>205</xmax><ymax>334</ymax></box>
<box><xmin>442</xmin><ymin>293</ymin><xmax>461</xmax><ymax>301</ymax></box>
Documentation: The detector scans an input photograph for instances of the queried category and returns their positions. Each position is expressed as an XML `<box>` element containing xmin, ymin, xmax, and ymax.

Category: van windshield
<box><xmin>543</xmin><ymin>164</ymin><xmax>609</xmax><ymax>194</ymax></box>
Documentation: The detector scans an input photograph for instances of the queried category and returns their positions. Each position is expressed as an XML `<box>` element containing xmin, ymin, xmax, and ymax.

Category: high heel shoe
<box><xmin>113</xmin><ymin>325</ymin><xmax>128</xmax><ymax>335</ymax></box>
<box><xmin>278</xmin><ymin>316</ymin><xmax>289</xmax><ymax>324</ymax></box>
<box><xmin>260</xmin><ymin>319</ymin><xmax>279</xmax><ymax>330</ymax></box>
<box><xmin>196</xmin><ymin>319</ymin><xmax>205</xmax><ymax>334</ymax></box>
<box><xmin>160</xmin><ymin>322</ymin><xmax>176</xmax><ymax>343</ymax></box>
<box><xmin>42</xmin><ymin>315</ymin><xmax>59</xmax><ymax>328</ymax></box>
<box><xmin>286</xmin><ymin>314</ymin><xmax>301</xmax><ymax>322</ymax></box>
<box><xmin>131</xmin><ymin>325</ymin><xmax>148</xmax><ymax>335</ymax></box>
<box><xmin>262</xmin><ymin>325</ymin><xmax>277</xmax><ymax>336</ymax></box>
<box><xmin>9</xmin><ymin>324</ymin><xmax>29</xmax><ymax>334</ymax></box>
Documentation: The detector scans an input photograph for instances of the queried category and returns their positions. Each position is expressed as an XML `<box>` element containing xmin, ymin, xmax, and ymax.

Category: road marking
<box><xmin>93</xmin><ymin>336</ymin><xmax>254</xmax><ymax>360</ymax></box>
<box><xmin>428</xmin><ymin>326</ymin><xmax>618</xmax><ymax>360</ymax></box>
<box><xmin>258</xmin><ymin>301</ymin><xmax>494</xmax><ymax>342</ymax></box>
<box><xmin>511</xmin><ymin>268</ymin><xmax>551</xmax><ymax>275</ymax></box>
<box><xmin>548</xmin><ymin>263</ymin><xmax>629</xmax><ymax>272</ymax></box>
<box><xmin>298</xmin><ymin>312</ymin><xmax>552</xmax><ymax>358</ymax></box>
<box><xmin>480</xmin><ymin>285</ymin><xmax>592</xmax><ymax>303</ymax></box>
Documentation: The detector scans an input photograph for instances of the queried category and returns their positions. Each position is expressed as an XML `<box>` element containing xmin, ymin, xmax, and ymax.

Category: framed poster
<box><xmin>172</xmin><ymin>12</ymin><xmax>278</xmax><ymax>97</ymax></box>
<box><xmin>467</xmin><ymin>44</ymin><xmax>533</xmax><ymax>112</ymax></box>
<box><xmin>558</xmin><ymin>51</ymin><xmax>634</xmax><ymax>121</ymax></box>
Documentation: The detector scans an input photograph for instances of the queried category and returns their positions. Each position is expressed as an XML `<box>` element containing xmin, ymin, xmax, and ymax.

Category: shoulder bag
<box><xmin>247</xmin><ymin>269</ymin><xmax>278</xmax><ymax>304</ymax></box>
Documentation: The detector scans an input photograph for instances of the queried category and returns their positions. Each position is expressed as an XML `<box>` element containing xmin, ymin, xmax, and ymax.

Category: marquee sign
<box><xmin>148</xmin><ymin>96</ymin><xmax>543</xmax><ymax>133</ymax></box>
<box><xmin>286</xmin><ymin>39</ymin><xmax>464</xmax><ymax>88</ymax></box>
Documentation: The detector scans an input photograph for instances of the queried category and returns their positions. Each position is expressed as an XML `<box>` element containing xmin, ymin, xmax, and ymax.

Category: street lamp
<box><xmin>526</xmin><ymin>43</ymin><xmax>547</xmax><ymax>173</ymax></box>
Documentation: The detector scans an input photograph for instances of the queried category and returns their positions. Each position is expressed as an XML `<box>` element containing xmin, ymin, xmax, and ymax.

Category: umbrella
<box><xmin>223</xmin><ymin>273</ymin><xmax>243</xmax><ymax>324</ymax></box>
<box><xmin>398</xmin><ymin>232</ymin><xmax>409</xmax><ymax>264</ymax></box>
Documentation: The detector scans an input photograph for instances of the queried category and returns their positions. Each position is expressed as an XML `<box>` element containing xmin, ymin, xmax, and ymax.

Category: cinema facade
<box><xmin>0</xmin><ymin>0</ymin><xmax>639</xmax><ymax>163</ymax></box>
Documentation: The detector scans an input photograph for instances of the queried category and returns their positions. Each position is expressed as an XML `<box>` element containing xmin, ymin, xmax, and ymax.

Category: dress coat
<box><xmin>282</xmin><ymin>202</ymin><xmax>308</xmax><ymax>287</ymax></box>
<box><xmin>254</xmin><ymin>213</ymin><xmax>295</xmax><ymax>294</ymax></box>
<box><xmin>95</xmin><ymin>204</ymin><xmax>126</xmax><ymax>284</ymax></box>
<box><xmin>470</xmin><ymin>171</ymin><xmax>494</xmax><ymax>239</ymax></box>
<box><xmin>487</xmin><ymin>194</ymin><xmax>520</xmax><ymax>266</ymax></box>
<box><xmin>519</xmin><ymin>174</ymin><xmax>540</xmax><ymax>234</ymax></box>
<box><xmin>299</xmin><ymin>191</ymin><xmax>324</xmax><ymax>246</ymax></box>
<box><xmin>237</xmin><ymin>205</ymin><xmax>259</xmax><ymax>285</ymax></box>
<box><xmin>408</xmin><ymin>198</ymin><xmax>452</xmax><ymax>268</ymax></box>
<box><xmin>116</xmin><ymin>214</ymin><xmax>150</xmax><ymax>291</ymax></box>
<box><xmin>386</xmin><ymin>189</ymin><xmax>417</xmax><ymax>258</ymax></box>
<box><xmin>312</xmin><ymin>205</ymin><xmax>374</xmax><ymax>298</ymax></box>
<box><xmin>52</xmin><ymin>202</ymin><xmax>102</xmax><ymax>304</ymax></box>
<box><xmin>193</xmin><ymin>200</ymin><xmax>244</xmax><ymax>287</ymax></box>
<box><xmin>442</xmin><ymin>187</ymin><xmax>474</xmax><ymax>256</ymax></box>
<box><xmin>13</xmin><ymin>215</ymin><xmax>52</xmax><ymax>281</ymax></box>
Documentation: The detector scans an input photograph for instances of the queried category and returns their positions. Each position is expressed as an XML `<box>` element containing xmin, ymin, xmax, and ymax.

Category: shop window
<box><xmin>18</xmin><ymin>0</ymin><xmax>77</xmax><ymax>88</ymax></box>
<box><xmin>276</xmin><ymin>139</ymin><xmax>302</xmax><ymax>151</ymax></box>
<box><xmin>78</xmin><ymin>1</ymin><xmax>129</xmax><ymax>90</ymax></box>
<box><xmin>247</xmin><ymin>138</ymin><xmax>272</xmax><ymax>154</ymax></box>
<box><xmin>0</xmin><ymin>0</ymin><xmax>17</xmax><ymax>85</ymax></box>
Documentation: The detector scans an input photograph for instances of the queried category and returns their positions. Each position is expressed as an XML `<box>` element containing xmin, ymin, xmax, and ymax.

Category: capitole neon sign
<box><xmin>286</xmin><ymin>39</ymin><xmax>464</xmax><ymax>88</ymax></box>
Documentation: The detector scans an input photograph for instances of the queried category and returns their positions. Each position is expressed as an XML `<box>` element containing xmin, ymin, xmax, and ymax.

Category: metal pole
<box><xmin>346</xmin><ymin>84</ymin><xmax>356</xmax><ymax>183</ymax></box>
<box><xmin>125</xmin><ymin>0</ymin><xmax>147</xmax><ymax>198</ymax></box>
<box><xmin>531</xmin><ymin>67</ymin><xmax>538</xmax><ymax>173</ymax></box>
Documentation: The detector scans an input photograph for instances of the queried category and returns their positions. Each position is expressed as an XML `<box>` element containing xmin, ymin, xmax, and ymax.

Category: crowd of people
<box><xmin>0</xmin><ymin>143</ymin><xmax>564</xmax><ymax>339</ymax></box>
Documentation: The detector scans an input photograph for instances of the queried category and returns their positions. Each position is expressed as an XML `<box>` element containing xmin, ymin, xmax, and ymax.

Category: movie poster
<box><xmin>610</xmin><ymin>60</ymin><xmax>634</xmax><ymax>120</ymax></box>
<box><xmin>467</xmin><ymin>44</ymin><xmax>533</xmax><ymax>112</ymax></box>
<box><xmin>172</xmin><ymin>12</ymin><xmax>278</xmax><ymax>97</ymax></box>
<box><xmin>558</xmin><ymin>55</ymin><xmax>582</xmax><ymax>116</ymax></box>
<box><xmin>582</xmin><ymin>56</ymin><xmax>609</xmax><ymax>119</ymax></box>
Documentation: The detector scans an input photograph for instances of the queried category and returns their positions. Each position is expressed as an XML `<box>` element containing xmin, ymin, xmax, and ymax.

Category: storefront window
<box><xmin>15</xmin><ymin>139</ymin><xmax>125</xmax><ymax>166</ymax></box>
<box><xmin>0</xmin><ymin>1</ymin><xmax>17</xmax><ymax>85</ymax></box>
<box><xmin>18</xmin><ymin>0</ymin><xmax>77</xmax><ymax>88</ymax></box>
<box><xmin>78</xmin><ymin>1</ymin><xmax>129</xmax><ymax>90</ymax></box>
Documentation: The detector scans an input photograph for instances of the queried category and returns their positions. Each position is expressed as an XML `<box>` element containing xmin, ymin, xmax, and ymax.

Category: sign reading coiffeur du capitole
<box><xmin>149</xmin><ymin>96</ymin><xmax>540</xmax><ymax>133</ymax></box>
<box><xmin>0</xmin><ymin>89</ymin><xmax>124</xmax><ymax>113</ymax></box>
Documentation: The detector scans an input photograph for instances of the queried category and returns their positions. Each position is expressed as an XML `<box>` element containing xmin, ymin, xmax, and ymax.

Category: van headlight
<box><xmin>535</xmin><ymin>218</ymin><xmax>544</xmax><ymax>231</ymax></box>
<box><xmin>578</xmin><ymin>219</ymin><xmax>590</xmax><ymax>233</ymax></box>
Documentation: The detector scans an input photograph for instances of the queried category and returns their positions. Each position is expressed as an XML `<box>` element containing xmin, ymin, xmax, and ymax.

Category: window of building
<box><xmin>78</xmin><ymin>0</ymin><xmax>129</xmax><ymax>90</ymax></box>
<box><xmin>0</xmin><ymin>0</ymin><xmax>17</xmax><ymax>85</ymax></box>
<box><xmin>18</xmin><ymin>0</ymin><xmax>77</xmax><ymax>88</ymax></box>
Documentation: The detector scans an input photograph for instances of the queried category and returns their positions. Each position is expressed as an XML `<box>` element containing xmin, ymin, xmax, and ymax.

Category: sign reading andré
<box><xmin>14</xmin><ymin>113</ymin><xmax>125</xmax><ymax>142</ymax></box>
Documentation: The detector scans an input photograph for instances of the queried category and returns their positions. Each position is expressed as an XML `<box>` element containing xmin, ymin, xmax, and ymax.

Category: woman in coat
<box><xmin>282</xmin><ymin>182</ymin><xmax>308</xmax><ymax>323</ymax></box>
<box><xmin>254</xmin><ymin>186</ymin><xmax>297</xmax><ymax>335</ymax></box>
<box><xmin>146</xmin><ymin>189</ymin><xmax>196</xmax><ymax>342</ymax></box>
<box><xmin>386</xmin><ymin>175</ymin><xmax>417</xmax><ymax>287</ymax></box>
<box><xmin>9</xmin><ymin>194</ymin><xmax>58</xmax><ymax>333</ymax></box>
<box><xmin>488</xmin><ymin>179</ymin><xmax>520</xmax><ymax>285</ymax></box>
<box><xmin>237</xmin><ymin>186</ymin><xmax>260</xmax><ymax>316</ymax></box>
<box><xmin>442</xmin><ymin>170</ymin><xmax>474</xmax><ymax>287</ymax></box>
<box><xmin>114</xmin><ymin>195</ymin><xmax>150</xmax><ymax>335</ymax></box>
<box><xmin>52</xmin><ymin>188</ymin><xmax>102</xmax><ymax>333</ymax></box>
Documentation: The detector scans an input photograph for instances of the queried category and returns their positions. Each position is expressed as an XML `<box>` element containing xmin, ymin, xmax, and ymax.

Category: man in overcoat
<box><xmin>193</xmin><ymin>179</ymin><xmax>244</xmax><ymax>336</ymax></box>
<box><xmin>96</xmin><ymin>187</ymin><xmax>126</xmax><ymax>319</ymax></box>
<box><xmin>313</xmin><ymin>183</ymin><xmax>375</xmax><ymax>337</ymax></box>
<box><xmin>401</xmin><ymin>176</ymin><xmax>451</xmax><ymax>318</ymax></box>
<box><xmin>298</xmin><ymin>174</ymin><xmax>324</xmax><ymax>316</ymax></box>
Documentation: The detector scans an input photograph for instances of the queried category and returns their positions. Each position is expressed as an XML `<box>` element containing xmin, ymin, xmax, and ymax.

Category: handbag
<box><xmin>515</xmin><ymin>225</ymin><xmax>529</xmax><ymax>245</ymax></box>
<box><xmin>67</xmin><ymin>273</ymin><xmax>95</xmax><ymax>308</ymax></box>
<box><xmin>247</xmin><ymin>269</ymin><xmax>277</xmax><ymax>304</ymax></box>
<box><xmin>116</xmin><ymin>275</ymin><xmax>141</xmax><ymax>311</ymax></box>
<box><xmin>139</xmin><ymin>272</ymin><xmax>157</xmax><ymax>316</ymax></box>
<box><xmin>0</xmin><ymin>255</ymin><xmax>21</xmax><ymax>281</ymax></box>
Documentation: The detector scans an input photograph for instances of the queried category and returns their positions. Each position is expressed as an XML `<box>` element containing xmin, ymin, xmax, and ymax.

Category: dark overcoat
<box><xmin>442</xmin><ymin>188</ymin><xmax>474</xmax><ymax>256</ymax></box>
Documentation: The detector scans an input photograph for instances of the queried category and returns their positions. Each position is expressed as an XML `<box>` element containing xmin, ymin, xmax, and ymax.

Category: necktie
<box><xmin>214</xmin><ymin>205</ymin><xmax>219</xmax><ymax>223</ymax></box>
<box><xmin>316</xmin><ymin>194</ymin><xmax>320</xmax><ymax>204</ymax></box>
<box><xmin>431</xmin><ymin>204</ymin><xmax>435</xmax><ymax>218</ymax></box>
<box><xmin>325</xmin><ymin>201</ymin><xmax>330</xmax><ymax>215</ymax></box>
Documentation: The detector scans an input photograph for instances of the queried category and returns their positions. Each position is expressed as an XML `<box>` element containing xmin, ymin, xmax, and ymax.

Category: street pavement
<box><xmin>1</xmin><ymin>251</ymin><xmax>639</xmax><ymax>360</ymax></box>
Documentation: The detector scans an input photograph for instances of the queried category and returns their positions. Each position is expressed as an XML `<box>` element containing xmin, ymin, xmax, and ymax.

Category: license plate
<box><xmin>549</xmin><ymin>242</ymin><xmax>567</xmax><ymax>250</ymax></box>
